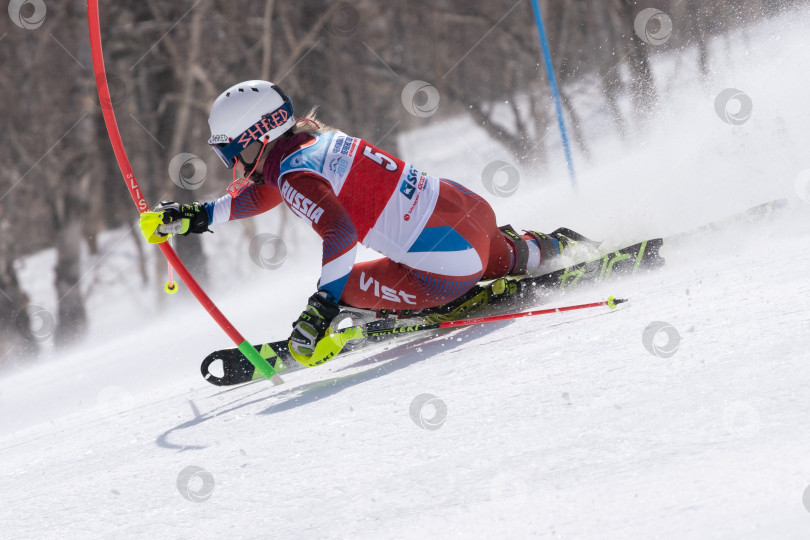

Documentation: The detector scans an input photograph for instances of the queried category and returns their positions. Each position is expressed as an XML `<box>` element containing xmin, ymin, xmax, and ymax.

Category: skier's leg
<box><xmin>395</xmin><ymin>179</ymin><xmax>521</xmax><ymax>317</ymax></box>
<box><xmin>403</xmin><ymin>178</ymin><xmax>599</xmax><ymax>278</ymax></box>
<box><xmin>426</xmin><ymin>179</ymin><xmax>571</xmax><ymax>278</ymax></box>
<box><xmin>338</xmin><ymin>257</ymin><xmax>483</xmax><ymax>311</ymax></box>
<box><xmin>428</xmin><ymin>179</ymin><xmax>514</xmax><ymax>278</ymax></box>
<box><xmin>338</xmin><ymin>179</ymin><xmax>553</xmax><ymax>312</ymax></box>
<box><xmin>338</xmin><ymin>180</ymin><xmax>497</xmax><ymax>311</ymax></box>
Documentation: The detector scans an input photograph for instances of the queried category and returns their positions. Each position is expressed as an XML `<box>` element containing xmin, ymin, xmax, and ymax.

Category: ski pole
<box><xmin>364</xmin><ymin>296</ymin><xmax>626</xmax><ymax>339</ymax></box>
<box><xmin>309</xmin><ymin>296</ymin><xmax>627</xmax><ymax>363</ymax></box>
<box><xmin>164</xmin><ymin>238</ymin><xmax>178</xmax><ymax>295</ymax></box>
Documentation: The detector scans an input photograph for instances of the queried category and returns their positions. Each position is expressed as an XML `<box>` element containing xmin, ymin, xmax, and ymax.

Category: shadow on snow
<box><xmin>154</xmin><ymin>321</ymin><xmax>512</xmax><ymax>450</ymax></box>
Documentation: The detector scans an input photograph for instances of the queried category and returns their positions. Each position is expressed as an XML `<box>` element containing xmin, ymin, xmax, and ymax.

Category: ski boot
<box><xmin>499</xmin><ymin>225</ymin><xmax>601</xmax><ymax>276</ymax></box>
<box><xmin>420</xmin><ymin>277</ymin><xmax>523</xmax><ymax>323</ymax></box>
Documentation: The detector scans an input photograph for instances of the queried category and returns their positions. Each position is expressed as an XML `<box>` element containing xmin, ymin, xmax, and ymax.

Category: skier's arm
<box><xmin>281</xmin><ymin>172</ymin><xmax>358</xmax><ymax>302</ymax></box>
<box><xmin>138</xmin><ymin>181</ymin><xmax>283</xmax><ymax>243</ymax></box>
<box><xmin>282</xmin><ymin>173</ymin><xmax>359</xmax><ymax>366</ymax></box>
<box><xmin>204</xmin><ymin>182</ymin><xmax>283</xmax><ymax>225</ymax></box>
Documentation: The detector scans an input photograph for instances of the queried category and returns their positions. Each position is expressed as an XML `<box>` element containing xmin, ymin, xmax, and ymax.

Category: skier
<box><xmin>140</xmin><ymin>80</ymin><xmax>586</xmax><ymax>366</ymax></box>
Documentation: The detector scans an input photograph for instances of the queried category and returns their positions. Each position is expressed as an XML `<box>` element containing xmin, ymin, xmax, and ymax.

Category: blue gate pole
<box><xmin>529</xmin><ymin>0</ymin><xmax>576</xmax><ymax>187</ymax></box>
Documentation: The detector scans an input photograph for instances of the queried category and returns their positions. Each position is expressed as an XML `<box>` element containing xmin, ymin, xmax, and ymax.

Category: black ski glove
<box><xmin>289</xmin><ymin>291</ymin><xmax>341</xmax><ymax>361</ymax></box>
<box><xmin>154</xmin><ymin>200</ymin><xmax>210</xmax><ymax>236</ymax></box>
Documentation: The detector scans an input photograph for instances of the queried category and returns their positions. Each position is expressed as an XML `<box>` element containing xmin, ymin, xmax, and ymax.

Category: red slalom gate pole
<box><xmin>87</xmin><ymin>0</ymin><xmax>282</xmax><ymax>384</ymax></box>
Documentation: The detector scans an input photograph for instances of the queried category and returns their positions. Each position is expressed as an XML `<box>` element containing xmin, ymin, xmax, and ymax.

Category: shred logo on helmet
<box><xmin>207</xmin><ymin>80</ymin><xmax>296</xmax><ymax>169</ymax></box>
<box><xmin>234</xmin><ymin>109</ymin><xmax>292</xmax><ymax>147</ymax></box>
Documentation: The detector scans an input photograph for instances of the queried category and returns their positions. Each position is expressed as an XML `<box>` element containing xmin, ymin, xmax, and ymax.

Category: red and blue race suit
<box><xmin>205</xmin><ymin>131</ymin><xmax>515</xmax><ymax>310</ymax></box>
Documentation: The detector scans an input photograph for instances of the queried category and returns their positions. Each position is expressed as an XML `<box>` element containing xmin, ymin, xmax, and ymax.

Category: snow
<box><xmin>2</xmin><ymin>9</ymin><xmax>810</xmax><ymax>539</ymax></box>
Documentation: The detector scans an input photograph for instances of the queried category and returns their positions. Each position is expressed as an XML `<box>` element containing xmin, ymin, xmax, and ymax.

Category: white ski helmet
<box><xmin>207</xmin><ymin>80</ymin><xmax>295</xmax><ymax>169</ymax></box>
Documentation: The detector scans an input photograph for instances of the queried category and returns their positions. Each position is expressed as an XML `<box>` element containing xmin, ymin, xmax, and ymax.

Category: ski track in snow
<box><xmin>3</xmin><ymin>9</ymin><xmax>810</xmax><ymax>539</ymax></box>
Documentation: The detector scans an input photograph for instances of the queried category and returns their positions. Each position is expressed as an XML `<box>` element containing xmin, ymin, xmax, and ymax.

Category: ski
<box><xmin>668</xmin><ymin>198</ymin><xmax>787</xmax><ymax>243</ymax></box>
<box><xmin>201</xmin><ymin>306</ymin><xmax>455</xmax><ymax>386</ymax></box>
<box><xmin>201</xmin><ymin>341</ymin><xmax>298</xmax><ymax>387</ymax></box>
<box><xmin>200</xmin><ymin>199</ymin><xmax>788</xmax><ymax>388</ymax></box>
<box><xmin>519</xmin><ymin>238</ymin><xmax>664</xmax><ymax>295</ymax></box>
<box><xmin>200</xmin><ymin>239</ymin><xmax>662</xmax><ymax>387</ymax></box>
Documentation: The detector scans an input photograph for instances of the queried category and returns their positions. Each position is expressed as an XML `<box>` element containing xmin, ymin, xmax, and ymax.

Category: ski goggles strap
<box><xmin>209</xmin><ymin>100</ymin><xmax>294</xmax><ymax>169</ymax></box>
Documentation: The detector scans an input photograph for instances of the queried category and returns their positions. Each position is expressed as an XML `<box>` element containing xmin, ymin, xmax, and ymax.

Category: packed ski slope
<box><xmin>3</xmin><ymin>9</ymin><xmax>810</xmax><ymax>539</ymax></box>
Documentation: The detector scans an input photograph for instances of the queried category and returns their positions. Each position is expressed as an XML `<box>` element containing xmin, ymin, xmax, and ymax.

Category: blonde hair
<box><xmin>292</xmin><ymin>107</ymin><xmax>337</xmax><ymax>134</ymax></box>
